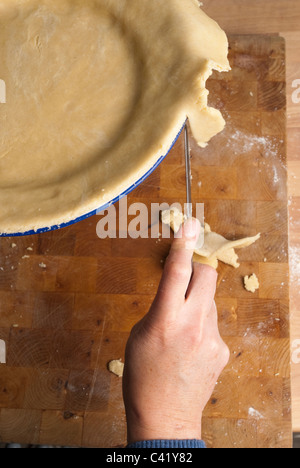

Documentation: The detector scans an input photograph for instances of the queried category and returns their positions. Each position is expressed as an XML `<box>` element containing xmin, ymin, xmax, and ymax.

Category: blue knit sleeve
<box><xmin>127</xmin><ymin>439</ymin><xmax>206</xmax><ymax>448</ymax></box>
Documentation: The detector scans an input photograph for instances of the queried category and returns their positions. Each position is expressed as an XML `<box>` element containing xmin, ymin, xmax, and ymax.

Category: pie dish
<box><xmin>0</xmin><ymin>0</ymin><xmax>229</xmax><ymax>235</ymax></box>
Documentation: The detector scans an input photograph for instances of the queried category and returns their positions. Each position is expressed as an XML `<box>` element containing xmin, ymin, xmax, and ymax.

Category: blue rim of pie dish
<box><xmin>0</xmin><ymin>121</ymin><xmax>185</xmax><ymax>237</ymax></box>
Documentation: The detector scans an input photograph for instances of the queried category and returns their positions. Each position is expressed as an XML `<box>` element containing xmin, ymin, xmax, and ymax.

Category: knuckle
<box><xmin>208</xmin><ymin>338</ymin><xmax>230</xmax><ymax>363</ymax></box>
<box><xmin>165</xmin><ymin>259</ymin><xmax>191</xmax><ymax>283</ymax></box>
<box><xmin>208</xmin><ymin>337</ymin><xmax>221</xmax><ymax>355</ymax></box>
<box><xmin>220</xmin><ymin>342</ymin><xmax>230</xmax><ymax>366</ymax></box>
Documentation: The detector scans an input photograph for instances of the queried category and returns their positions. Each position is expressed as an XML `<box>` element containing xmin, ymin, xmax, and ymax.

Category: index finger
<box><xmin>186</xmin><ymin>262</ymin><xmax>218</xmax><ymax>314</ymax></box>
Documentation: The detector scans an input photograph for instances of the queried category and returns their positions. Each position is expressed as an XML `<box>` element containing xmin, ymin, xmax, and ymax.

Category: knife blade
<box><xmin>184</xmin><ymin>123</ymin><xmax>192</xmax><ymax>219</ymax></box>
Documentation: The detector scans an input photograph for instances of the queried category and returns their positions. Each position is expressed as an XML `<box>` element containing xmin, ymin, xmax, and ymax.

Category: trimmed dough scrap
<box><xmin>0</xmin><ymin>0</ymin><xmax>230</xmax><ymax>233</ymax></box>
<box><xmin>244</xmin><ymin>274</ymin><xmax>260</xmax><ymax>293</ymax></box>
<box><xmin>108</xmin><ymin>359</ymin><xmax>124</xmax><ymax>378</ymax></box>
<box><xmin>162</xmin><ymin>208</ymin><xmax>260</xmax><ymax>269</ymax></box>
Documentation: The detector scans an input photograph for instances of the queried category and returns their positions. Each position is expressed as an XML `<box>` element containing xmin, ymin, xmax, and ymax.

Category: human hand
<box><xmin>122</xmin><ymin>218</ymin><xmax>230</xmax><ymax>444</ymax></box>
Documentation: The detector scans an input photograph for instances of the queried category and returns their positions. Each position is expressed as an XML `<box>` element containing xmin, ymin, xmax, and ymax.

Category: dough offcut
<box><xmin>0</xmin><ymin>0</ymin><xmax>230</xmax><ymax>233</ymax></box>
<box><xmin>162</xmin><ymin>208</ymin><xmax>260</xmax><ymax>269</ymax></box>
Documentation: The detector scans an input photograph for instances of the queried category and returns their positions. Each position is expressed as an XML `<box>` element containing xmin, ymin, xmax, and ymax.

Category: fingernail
<box><xmin>183</xmin><ymin>218</ymin><xmax>200</xmax><ymax>239</ymax></box>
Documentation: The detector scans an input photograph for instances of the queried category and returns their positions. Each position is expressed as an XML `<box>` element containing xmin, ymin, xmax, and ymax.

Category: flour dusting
<box><xmin>273</xmin><ymin>166</ymin><xmax>280</xmax><ymax>184</ymax></box>
<box><xmin>227</xmin><ymin>130</ymin><xmax>281</xmax><ymax>159</ymax></box>
<box><xmin>225</xmin><ymin>129</ymin><xmax>286</xmax><ymax>187</ymax></box>
<box><xmin>248</xmin><ymin>407</ymin><xmax>264</xmax><ymax>419</ymax></box>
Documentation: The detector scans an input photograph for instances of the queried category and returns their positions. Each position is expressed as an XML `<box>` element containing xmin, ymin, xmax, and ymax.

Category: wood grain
<box><xmin>202</xmin><ymin>0</ymin><xmax>300</xmax><ymax>34</ymax></box>
<box><xmin>0</xmin><ymin>34</ymin><xmax>292</xmax><ymax>448</ymax></box>
<box><xmin>202</xmin><ymin>0</ymin><xmax>300</xmax><ymax>434</ymax></box>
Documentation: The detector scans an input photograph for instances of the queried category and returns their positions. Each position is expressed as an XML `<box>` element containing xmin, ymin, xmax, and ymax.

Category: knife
<box><xmin>184</xmin><ymin>123</ymin><xmax>192</xmax><ymax>219</ymax></box>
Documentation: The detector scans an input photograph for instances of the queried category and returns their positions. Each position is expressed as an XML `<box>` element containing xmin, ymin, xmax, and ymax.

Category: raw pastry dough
<box><xmin>108</xmin><ymin>359</ymin><xmax>124</xmax><ymax>378</ymax></box>
<box><xmin>162</xmin><ymin>208</ymin><xmax>260</xmax><ymax>269</ymax></box>
<box><xmin>194</xmin><ymin>223</ymin><xmax>260</xmax><ymax>269</ymax></box>
<box><xmin>244</xmin><ymin>274</ymin><xmax>260</xmax><ymax>293</ymax></box>
<box><xmin>0</xmin><ymin>0</ymin><xmax>229</xmax><ymax>233</ymax></box>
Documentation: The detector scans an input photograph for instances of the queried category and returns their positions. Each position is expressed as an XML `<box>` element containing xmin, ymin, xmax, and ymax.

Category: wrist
<box><xmin>126</xmin><ymin>411</ymin><xmax>202</xmax><ymax>445</ymax></box>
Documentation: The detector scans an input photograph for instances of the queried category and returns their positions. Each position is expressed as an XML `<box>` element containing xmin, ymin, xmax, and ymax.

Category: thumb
<box><xmin>155</xmin><ymin>217</ymin><xmax>201</xmax><ymax>311</ymax></box>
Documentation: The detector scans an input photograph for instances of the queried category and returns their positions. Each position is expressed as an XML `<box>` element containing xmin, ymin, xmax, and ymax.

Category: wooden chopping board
<box><xmin>0</xmin><ymin>35</ymin><xmax>292</xmax><ymax>448</ymax></box>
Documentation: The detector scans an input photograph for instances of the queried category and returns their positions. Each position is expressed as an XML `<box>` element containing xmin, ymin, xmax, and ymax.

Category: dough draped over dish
<box><xmin>0</xmin><ymin>0</ymin><xmax>230</xmax><ymax>233</ymax></box>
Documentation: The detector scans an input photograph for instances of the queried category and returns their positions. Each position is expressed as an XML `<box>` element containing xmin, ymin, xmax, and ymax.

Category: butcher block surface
<box><xmin>0</xmin><ymin>35</ymin><xmax>292</xmax><ymax>448</ymax></box>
